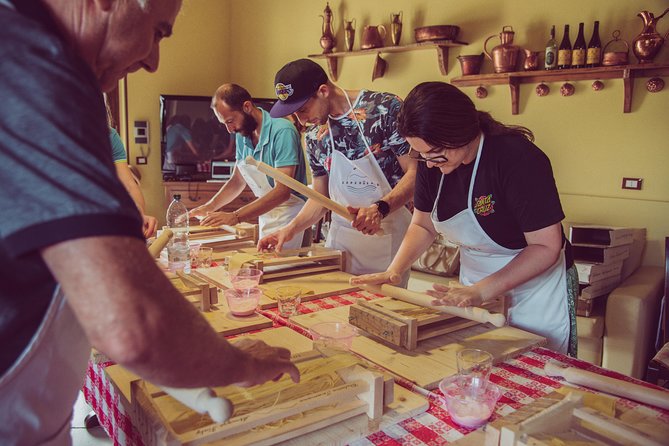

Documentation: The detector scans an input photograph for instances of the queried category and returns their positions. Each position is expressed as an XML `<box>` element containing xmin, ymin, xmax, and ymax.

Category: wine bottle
<box><xmin>572</xmin><ymin>22</ymin><xmax>586</xmax><ymax>68</ymax></box>
<box><xmin>586</xmin><ymin>21</ymin><xmax>602</xmax><ymax>67</ymax></box>
<box><xmin>557</xmin><ymin>24</ymin><xmax>572</xmax><ymax>69</ymax></box>
<box><xmin>545</xmin><ymin>25</ymin><xmax>557</xmax><ymax>70</ymax></box>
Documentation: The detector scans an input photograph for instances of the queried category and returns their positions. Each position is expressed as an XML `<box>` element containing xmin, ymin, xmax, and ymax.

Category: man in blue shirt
<box><xmin>192</xmin><ymin>83</ymin><xmax>309</xmax><ymax>249</ymax></box>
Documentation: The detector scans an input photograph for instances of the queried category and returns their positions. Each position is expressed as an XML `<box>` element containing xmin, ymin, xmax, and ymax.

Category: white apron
<box><xmin>431</xmin><ymin>134</ymin><xmax>570</xmax><ymax>352</ymax></box>
<box><xmin>0</xmin><ymin>288</ymin><xmax>91</xmax><ymax>445</ymax></box>
<box><xmin>237</xmin><ymin>150</ymin><xmax>306</xmax><ymax>250</ymax></box>
<box><xmin>324</xmin><ymin>92</ymin><xmax>411</xmax><ymax>284</ymax></box>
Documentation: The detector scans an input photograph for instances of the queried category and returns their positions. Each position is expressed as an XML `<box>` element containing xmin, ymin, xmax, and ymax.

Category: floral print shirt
<box><xmin>305</xmin><ymin>90</ymin><xmax>410</xmax><ymax>188</ymax></box>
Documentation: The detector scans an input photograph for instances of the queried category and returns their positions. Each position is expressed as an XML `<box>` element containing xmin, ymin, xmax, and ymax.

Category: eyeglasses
<box><xmin>408</xmin><ymin>147</ymin><xmax>448</xmax><ymax>164</ymax></box>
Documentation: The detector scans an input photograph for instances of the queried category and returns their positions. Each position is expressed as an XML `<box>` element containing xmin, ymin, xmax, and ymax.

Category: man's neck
<box><xmin>329</xmin><ymin>87</ymin><xmax>360</xmax><ymax>118</ymax></box>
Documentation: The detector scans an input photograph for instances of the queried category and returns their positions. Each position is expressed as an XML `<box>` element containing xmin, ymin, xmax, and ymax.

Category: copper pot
<box><xmin>361</xmin><ymin>25</ymin><xmax>386</xmax><ymax>49</ymax></box>
<box><xmin>457</xmin><ymin>53</ymin><xmax>484</xmax><ymax>75</ymax></box>
<box><xmin>602</xmin><ymin>31</ymin><xmax>629</xmax><ymax>66</ymax></box>
<box><xmin>484</xmin><ymin>26</ymin><xmax>521</xmax><ymax>73</ymax></box>
<box><xmin>414</xmin><ymin>25</ymin><xmax>460</xmax><ymax>43</ymax></box>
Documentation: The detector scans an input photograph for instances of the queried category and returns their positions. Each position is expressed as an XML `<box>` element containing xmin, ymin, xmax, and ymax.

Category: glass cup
<box><xmin>198</xmin><ymin>247</ymin><xmax>213</xmax><ymax>268</ymax></box>
<box><xmin>275</xmin><ymin>286</ymin><xmax>302</xmax><ymax>318</ymax></box>
<box><xmin>224</xmin><ymin>288</ymin><xmax>261</xmax><ymax>316</ymax></box>
<box><xmin>456</xmin><ymin>348</ymin><xmax>493</xmax><ymax>393</ymax></box>
<box><xmin>229</xmin><ymin>268</ymin><xmax>263</xmax><ymax>290</ymax></box>
<box><xmin>189</xmin><ymin>243</ymin><xmax>202</xmax><ymax>268</ymax></box>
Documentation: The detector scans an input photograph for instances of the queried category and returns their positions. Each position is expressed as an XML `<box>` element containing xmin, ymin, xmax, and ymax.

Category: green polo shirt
<box><xmin>235</xmin><ymin>108</ymin><xmax>307</xmax><ymax>200</ymax></box>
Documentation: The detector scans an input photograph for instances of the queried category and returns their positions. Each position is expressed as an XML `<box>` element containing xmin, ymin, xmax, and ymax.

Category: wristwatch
<box><xmin>373</xmin><ymin>200</ymin><xmax>390</xmax><ymax>219</ymax></box>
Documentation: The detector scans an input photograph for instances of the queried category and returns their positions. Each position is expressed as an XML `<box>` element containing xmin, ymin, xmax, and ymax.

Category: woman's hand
<box><xmin>190</xmin><ymin>203</ymin><xmax>214</xmax><ymax>219</ymax></box>
<box><xmin>142</xmin><ymin>215</ymin><xmax>158</xmax><ymax>238</ymax></box>
<box><xmin>349</xmin><ymin>270</ymin><xmax>402</xmax><ymax>286</ymax></box>
<box><xmin>427</xmin><ymin>283</ymin><xmax>484</xmax><ymax>308</ymax></box>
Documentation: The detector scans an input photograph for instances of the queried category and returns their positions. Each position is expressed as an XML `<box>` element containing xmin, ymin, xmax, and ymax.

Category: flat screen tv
<box><xmin>160</xmin><ymin>94</ymin><xmax>276</xmax><ymax>181</ymax></box>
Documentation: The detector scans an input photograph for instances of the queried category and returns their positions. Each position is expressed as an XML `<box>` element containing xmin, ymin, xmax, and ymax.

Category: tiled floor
<box><xmin>71</xmin><ymin>391</ymin><xmax>112</xmax><ymax>446</ymax></box>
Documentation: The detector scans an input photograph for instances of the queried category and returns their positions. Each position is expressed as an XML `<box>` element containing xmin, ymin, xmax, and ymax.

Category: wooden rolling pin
<box><xmin>160</xmin><ymin>386</ymin><xmax>233</xmax><ymax>423</ymax></box>
<box><xmin>360</xmin><ymin>283</ymin><xmax>506</xmax><ymax>327</ymax></box>
<box><xmin>147</xmin><ymin>228</ymin><xmax>173</xmax><ymax>258</ymax></box>
<box><xmin>245</xmin><ymin>156</ymin><xmax>353</xmax><ymax>222</ymax></box>
<box><xmin>544</xmin><ymin>361</ymin><xmax>669</xmax><ymax>411</ymax></box>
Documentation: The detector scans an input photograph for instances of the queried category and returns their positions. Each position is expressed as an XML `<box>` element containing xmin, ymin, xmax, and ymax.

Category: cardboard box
<box><xmin>572</xmin><ymin>244</ymin><xmax>630</xmax><ymax>264</ymax></box>
<box><xmin>576</xmin><ymin>261</ymin><xmax>623</xmax><ymax>284</ymax></box>
<box><xmin>569</xmin><ymin>225</ymin><xmax>635</xmax><ymax>247</ymax></box>
<box><xmin>576</xmin><ymin>294</ymin><xmax>607</xmax><ymax>317</ymax></box>
<box><xmin>579</xmin><ymin>275</ymin><xmax>622</xmax><ymax>300</ymax></box>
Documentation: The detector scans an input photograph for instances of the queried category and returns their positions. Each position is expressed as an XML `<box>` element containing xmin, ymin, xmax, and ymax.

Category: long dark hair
<box><xmin>398</xmin><ymin>82</ymin><xmax>533</xmax><ymax>148</ymax></box>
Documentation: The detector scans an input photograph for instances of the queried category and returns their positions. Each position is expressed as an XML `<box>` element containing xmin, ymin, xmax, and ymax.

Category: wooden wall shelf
<box><xmin>451</xmin><ymin>63</ymin><xmax>669</xmax><ymax>114</ymax></box>
<box><xmin>309</xmin><ymin>40</ymin><xmax>467</xmax><ymax>81</ymax></box>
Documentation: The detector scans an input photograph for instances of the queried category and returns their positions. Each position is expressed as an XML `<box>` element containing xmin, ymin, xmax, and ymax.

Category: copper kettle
<box><xmin>484</xmin><ymin>26</ymin><xmax>521</xmax><ymax>73</ymax></box>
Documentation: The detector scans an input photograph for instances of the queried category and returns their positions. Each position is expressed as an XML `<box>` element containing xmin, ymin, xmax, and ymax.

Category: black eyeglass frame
<box><xmin>407</xmin><ymin>147</ymin><xmax>449</xmax><ymax>164</ymax></box>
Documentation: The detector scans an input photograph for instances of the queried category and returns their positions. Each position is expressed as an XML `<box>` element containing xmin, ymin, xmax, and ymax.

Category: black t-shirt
<box><xmin>414</xmin><ymin>134</ymin><xmax>571</xmax><ymax>256</ymax></box>
<box><xmin>0</xmin><ymin>3</ymin><xmax>143</xmax><ymax>375</ymax></box>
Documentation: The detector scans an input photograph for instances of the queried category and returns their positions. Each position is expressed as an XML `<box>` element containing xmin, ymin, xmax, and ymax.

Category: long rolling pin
<box><xmin>160</xmin><ymin>386</ymin><xmax>233</xmax><ymax>423</ymax></box>
<box><xmin>360</xmin><ymin>283</ymin><xmax>506</xmax><ymax>327</ymax></box>
<box><xmin>544</xmin><ymin>361</ymin><xmax>669</xmax><ymax>410</ymax></box>
<box><xmin>147</xmin><ymin>228</ymin><xmax>173</xmax><ymax>258</ymax></box>
<box><xmin>245</xmin><ymin>156</ymin><xmax>353</xmax><ymax>222</ymax></box>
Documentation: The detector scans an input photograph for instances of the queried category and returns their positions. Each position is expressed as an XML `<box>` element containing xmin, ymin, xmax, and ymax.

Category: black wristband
<box><xmin>374</xmin><ymin>200</ymin><xmax>390</xmax><ymax>218</ymax></box>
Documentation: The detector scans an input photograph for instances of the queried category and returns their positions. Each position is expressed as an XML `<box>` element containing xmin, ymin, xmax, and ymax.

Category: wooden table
<box><xmin>83</xmin><ymin>290</ymin><xmax>669</xmax><ymax>445</ymax></box>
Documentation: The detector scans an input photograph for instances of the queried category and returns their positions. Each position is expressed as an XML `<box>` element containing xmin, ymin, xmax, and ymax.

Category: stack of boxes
<box><xmin>569</xmin><ymin>225</ymin><xmax>637</xmax><ymax>316</ymax></box>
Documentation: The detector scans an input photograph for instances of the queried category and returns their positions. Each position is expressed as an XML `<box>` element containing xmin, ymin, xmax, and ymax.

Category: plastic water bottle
<box><xmin>166</xmin><ymin>194</ymin><xmax>191</xmax><ymax>273</ymax></box>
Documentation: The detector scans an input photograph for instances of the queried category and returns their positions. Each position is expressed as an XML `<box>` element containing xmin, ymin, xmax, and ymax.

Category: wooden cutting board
<box><xmin>105</xmin><ymin>327</ymin><xmax>428</xmax><ymax>446</ymax></box>
<box><xmin>201</xmin><ymin>301</ymin><xmax>273</xmax><ymax>336</ymax></box>
<box><xmin>290</xmin><ymin>306</ymin><xmax>546</xmax><ymax>390</ymax></box>
<box><xmin>193</xmin><ymin>268</ymin><xmax>360</xmax><ymax>309</ymax></box>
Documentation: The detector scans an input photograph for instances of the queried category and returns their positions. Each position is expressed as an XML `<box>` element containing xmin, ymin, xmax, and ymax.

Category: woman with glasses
<box><xmin>352</xmin><ymin>81</ymin><xmax>577</xmax><ymax>355</ymax></box>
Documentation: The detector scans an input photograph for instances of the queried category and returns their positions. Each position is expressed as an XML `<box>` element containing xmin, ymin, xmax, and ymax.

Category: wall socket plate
<box><xmin>621</xmin><ymin>177</ymin><xmax>643</xmax><ymax>190</ymax></box>
<box><xmin>136</xmin><ymin>156</ymin><xmax>147</xmax><ymax>165</ymax></box>
<box><xmin>134</xmin><ymin>120</ymin><xmax>149</xmax><ymax>144</ymax></box>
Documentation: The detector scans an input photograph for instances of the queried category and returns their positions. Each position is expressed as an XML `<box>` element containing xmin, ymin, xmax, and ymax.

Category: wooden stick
<box><xmin>572</xmin><ymin>406</ymin><xmax>665</xmax><ymax>446</ymax></box>
<box><xmin>544</xmin><ymin>361</ymin><xmax>669</xmax><ymax>410</ymax></box>
<box><xmin>245</xmin><ymin>156</ymin><xmax>353</xmax><ymax>221</ymax></box>
<box><xmin>360</xmin><ymin>283</ymin><xmax>506</xmax><ymax>327</ymax></box>
<box><xmin>159</xmin><ymin>386</ymin><xmax>233</xmax><ymax>424</ymax></box>
<box><xmin>147</xmin><ymin>228</ymin><xmax>173</xmax><ymax>258</ymax></box>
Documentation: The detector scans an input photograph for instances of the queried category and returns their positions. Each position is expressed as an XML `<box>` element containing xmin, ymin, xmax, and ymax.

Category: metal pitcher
<box><xmin>484</xmin><ymin>26</ymin><xmax>521</xmax><ymax>73</ymax></box>
<box><xmin>633</xmin><ymin>9</ymin><xmax>669</xmax><ymax>63</ymax></box>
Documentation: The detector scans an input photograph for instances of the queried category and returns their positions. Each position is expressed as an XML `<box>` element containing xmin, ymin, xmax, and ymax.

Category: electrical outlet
<box><xmin>136</xmin><ymin>156</ymin><xmax>147</xmax><ymax>165</ymax></box>
<box><xmin>621</xmin><ymin>177</ymin><xmax>643</xmax><ymax>190</ymax></box>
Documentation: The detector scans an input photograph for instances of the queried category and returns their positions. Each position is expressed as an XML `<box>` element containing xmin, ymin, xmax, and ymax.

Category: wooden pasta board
<box><xmin>105</xmin><ymin>327</ymin><xmax>428</xmax><ymax>446</ymax></box>
<box><xmin>193</xmin><ymin>268</ymin><xmax>361</xmax><ymax>309</ymax></box>
<box><xmin>200</xmin><ymin>301</ymin><xmax>273</xmax><ymax>336</ymax></box>
<box><xmin>291</xmin><ymin>306</ymin><xmax>546</xmax><ymax>390</ymax></box>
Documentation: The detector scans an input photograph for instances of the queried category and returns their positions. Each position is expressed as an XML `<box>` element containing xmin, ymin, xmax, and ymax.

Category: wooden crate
<box><xmin>217</xmin><ymin>246</ymin><xmax>345</xmax><ymax>282</ymax></box>
<box><xmin>349</xmin><ymin>295</ymin><xmax>508</xmax><ymax>350</ymax></box>
<box><xmin>194</xmin><ymin>268</ymin><xmax>360</xmax><ymax>309</ymax></box>
<box><xmin>111</xmin><ymin>328</ymin><xmax>428</xmax><ymax>446</ymax></box>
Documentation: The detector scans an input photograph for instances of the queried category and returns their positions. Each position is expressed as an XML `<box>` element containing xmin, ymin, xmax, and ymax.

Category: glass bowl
<box><xmin>438</xmin><ymin>374</ymin><xmax>501</xmax><ymax>429</ymax></box>
<box><xmin>224</xmin><ymin>288</ymin><xmax>261</xmax><ymax>316</ymax></box>
<box><xmin>228</xmin><ymin>268</ymin><xmax>263</xmax><ymax>290</ymax></box>
<box><xmin>309</xmin><ymin>322</ymin><xmax>358</xmax><ymax>354</ymax></box>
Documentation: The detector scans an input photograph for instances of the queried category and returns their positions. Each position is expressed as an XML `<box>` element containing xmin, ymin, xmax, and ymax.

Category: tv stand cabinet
<box><xmin>163</xmin><ymin>181</ymin><xmax>258</xmax><ymax>223</ymax></box>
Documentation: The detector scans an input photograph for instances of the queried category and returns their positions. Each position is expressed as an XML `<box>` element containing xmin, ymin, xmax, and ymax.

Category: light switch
<box><xmin>134</xmin><ymin>120</ymin><xmax>149</xmax><ymax>144</ymax></box>
<box><xmin>621</xmin><ymin>177</ymin><xmax>643</xmax><ymax>190</ymax></box>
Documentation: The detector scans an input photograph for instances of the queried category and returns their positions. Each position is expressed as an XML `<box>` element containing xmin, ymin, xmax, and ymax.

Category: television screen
<box><xmin>160</xmin><ymin>94</ymin><xmax>276</xmax><ymax>181</ymax></box>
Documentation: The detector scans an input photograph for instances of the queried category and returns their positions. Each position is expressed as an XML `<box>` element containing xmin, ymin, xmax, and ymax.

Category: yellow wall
<box><xmin>125</xmin><ymin>0</ymin><xmax>669</xmax><ymax>266</ymax></box>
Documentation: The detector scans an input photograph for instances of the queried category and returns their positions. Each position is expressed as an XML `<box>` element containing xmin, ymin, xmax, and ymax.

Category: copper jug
<box><xmin>484</xmin><ymin>26</ymin><xmax>521</xmax><ymax>73</ymax></box>
<box><xmin>344</xmin><ymin>19</ymin><xmax>356</xmax><ymax>52</ymax></box>
<box><xmin>319</xmin><ymin>2</ymin><xmax>336</xmax><ymax>54</ymax></box>
<box><xmin>361</xmin><ymin>25</ymin><xmax>386</xmax><ymax>50</ymax></box>
<box><xmin>390</xmin><ymin>11</ymin><xmax>403</xmax><ymax>46</ymax></box>
<box><xmin>633</xmin><ymin>9</ymin><xmax>669</xmax><ymax>63</ymax></box>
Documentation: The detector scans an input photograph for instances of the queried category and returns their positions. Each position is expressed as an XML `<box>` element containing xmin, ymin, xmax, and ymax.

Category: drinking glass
<box><xmin>456</xmin><ymin>348</ymin><xmax>493</xmax><ymax>392</ymax></box>
<box><xmin>198</xmin><ymin>247</ymin><xmax>213</xmax><ymax>268</ymax></box>
<box><xmin>275</xmin><ymin>286</ymin><xmax>301</xmax><ymax>318</ymax></box>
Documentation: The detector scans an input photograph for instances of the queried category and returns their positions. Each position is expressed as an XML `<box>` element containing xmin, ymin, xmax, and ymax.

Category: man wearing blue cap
<box><xmin>259</xmin><ymin>59</ymin><xmax>417</xmax><ymax>286</ymax></box>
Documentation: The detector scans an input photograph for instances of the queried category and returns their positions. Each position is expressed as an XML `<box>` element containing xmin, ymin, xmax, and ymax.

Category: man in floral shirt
<box><xmin>260</xmin><ymin>59</ymin><xmax>417</xmax><ymax>286</ymax></box>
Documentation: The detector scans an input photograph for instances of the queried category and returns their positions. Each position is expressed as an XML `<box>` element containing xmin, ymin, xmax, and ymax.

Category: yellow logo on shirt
<box><xmin>473</xmin><ymin>194</ymin><xmax>495</xmax><ymax>216</ymax></box>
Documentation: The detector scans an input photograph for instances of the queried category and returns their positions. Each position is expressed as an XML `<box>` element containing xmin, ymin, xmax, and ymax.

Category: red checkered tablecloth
<box><xmin>83</xmin><ymin>292</ymin><xmax>669</xmax><ymax>445</ymax></box>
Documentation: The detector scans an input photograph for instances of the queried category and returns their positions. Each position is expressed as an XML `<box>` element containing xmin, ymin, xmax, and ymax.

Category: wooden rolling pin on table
<box><xmin>360</xmin><ymin>283</ymin><xmax>506</xmax><ymax>327</ymax></box>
